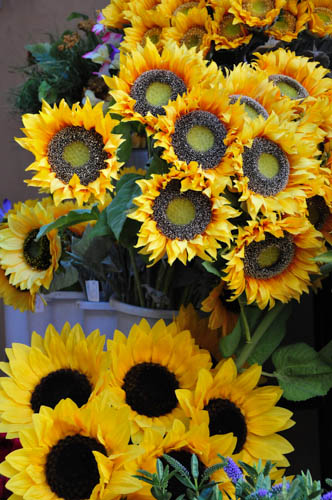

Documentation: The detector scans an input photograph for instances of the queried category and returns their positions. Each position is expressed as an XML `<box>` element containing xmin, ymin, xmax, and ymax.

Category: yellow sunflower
<box><xmin>207</xmin><ymin>1</ymin><xmax>253</xmax><ymax>50</ymax></box>
<box><xmin>308</xmin><ymin>0</ymin><xmax>332</xmax><ymax>37</ymax></box>
<box><xmin>253</xmin><ymin>48</ymin><xmax>332</xmax><ymax>105</ymax></box>
<box><xmin>153</xmin><ymin>87</ymin><xmax>246</xmax><ymax>188</ymax></box>
<box><xmin>161</xmin><ymin>7</ymin><xmax>212</xmax><ymax>56</ymax></box>
<box><xmin>157</xmin><ymin>0</ymin><xmax>203</xmax><ymax>22</ymax></box>
<box><xmin>0</xmin><ymin>267</ymin><xmax>36</xmax><ymax>312</ymax></box>
<box><xmin>102</xmin><ymin>0</ymin><xmax>131</xmax><ymax>30</ymax></box>
<box><xmin>229</xmin><ymin>0</ymin><xmax>286</xmax><ymax>27</ymax></box>
<box><xmin>16</xmin><ymin>99</ymin><xmax>123</xmax><ymax>206</ymax></box>
<box><xmin>0</xmin><ymin>322</ymin><xmax>109</xmax><ymax>437</ymax></box>
<box><xmin>267</xmin><ymin>0</ymin><xmax>310</xmax><ymax>41</ymax></box>
<box><xmin>0</xmin><ymin>397</ymin><xmax>143</xmax><ymax>500</ymax></box>
<box><xmin>121</xmin><ymin>10</ymin><xmax>169</xmax><ymax>53</ymax></box>
<box><xmin>126</xmin><ymin>419</ymin><xmax>236</xmax><ymax>499</ymax></box>
<box><xmin>125</xmin><ymin>0</ymin><xmax>162</xmax><ymax>21</ymax></box>
<box><xmin>0</xmin><ymin>202</ymin><xmax>61</xmax><ymax>294</ymax></box>
<box><xmin>176</xmin><ymin>358</ymin><xmax>294</xmax><ymax>467</ymax></box>
<box><xmin>105</xmin><ymin>39</ymin><xmax>219</xmax><ymax>129</ymax></box>
<box><xmin>201</xmin><ymin>280</ymin><xmax>240</xmax><ymax>335</ymax></box>
<box><xmin>222</xmin><ymin>216</ymin><xmax>323</xmax><ymax>309</ymax></box>
<box><xmin>231</xmin><ymin>112</ymin><xmax>322</xmax><ymax>219</ymax></box>
<box><xmin>106</xmin><ymin>318</ymin><xmax>212</xmax><ymax>442</ymax></box>
<box><xmin>129</xmin><ymin>169</ymin><xmax>240</xmax><ymax>266</ymax></box>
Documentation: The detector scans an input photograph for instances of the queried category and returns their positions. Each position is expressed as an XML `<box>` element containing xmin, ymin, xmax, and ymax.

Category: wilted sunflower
<box><xmin>176</xmin><ymin>358</ymin><xmax>295</xmax><ymax>467</ymax></box>
<box><xmin>102</xmin><ymin>0</ymin><xmax>131</xmax><ymax>29</ymax></box>
<box><xmin>0</xmin><ymin>322</ymin><xmax>109</xmax><ymax>437</ymax></box>
<box><xmin>0</xmin><ymin>202</ymin><xmax>61</xmax><ymax>294</ymax></box>
<box><xmin>222</xmin><ymin>216</ymin><xmax>323</xmax><ymax>309</ymax></box>
<box><xmin>267</xmin><ymin>0</ymin><xmax>310</xmax><ymax>41</ymax></box>
<box><xmin>207</xmin><ymin>0</ymin><xmax>253</xmax><ymax>50</ymax></box>
<box><xmin>16</xmin><ymin>99</ymin><xmax>123</xmax><ymax>206</ymax></box>
<box><xmin>121</xmin><ymin>10</ymin><xmax>169</xmax><ymax>53</ymax></box>
<box><xmin>126</xmin><ymin>419</ymin><xmax>236</xmax><ymax>499</ymax></box>
<box><xmin>253</xmin><ymin>48</ymin><xmax>332</xmax><ymax>104</ymax></box>
<box><xmin>106</xmin><ymin>319</ymin><xmax>212</xmax><ymax>442</ymax></box>
<box><xmin>229</xmin><ymin>0</ymin><xmax>286</xmax><ymax>27</ymax></box>
<box><xmin>308</xmin><ymin>0</ymin><xmax>332</xmax><ymax>37</ymax></box>
<box><xmin>0</xmin><ymin>267</ymin><xmax>36</xmax><ymax>312</ymax></box>
<box><xmin>231</xmin><ymin>112</ymin><xmax>322</xmax><ymax>219</ymax></box>
<box><xmin>201</xmin><ymin>280</ymin><xmax>240</xmax><ymax>334</ymax></box>
<box><xmin>0</xmin><ymin>397</ymin><xmax>143</xmax><ymax>500</ymax></box>
<box><xmin>105</xmin><ymin>40</ymin><xmax>218</xmax><ymax>129</ymax></box>
<box><xmin>161</xmin><ymin>7</ymin><xmax>211</xmax><ymax>56</ymax></box>
<box><xmin>129</xmin><ymin>169</ymin><xmax>240</xmax><ymax>265</ymax></box>
<box><xmin>154</xmin><ymin>87</ymin><xmax>246</xmax><ymax>188</ymax></box>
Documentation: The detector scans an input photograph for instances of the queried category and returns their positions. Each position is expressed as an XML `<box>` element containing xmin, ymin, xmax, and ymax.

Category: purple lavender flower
<box><xmin>271</xmin><ymin>482</ymin><xmax>290</xmax><ymax>494</ymax></box>
<box><xmin>0</xmin><ymin>199</ymin><xmax>12</xmax><ymax>220</ymax></box>
<box><xmin>256</xmin><ymin>488</ymin><xmax>270</xmax><ymax>498</ymax></box>
<box><xmin>322</xmin><ymin>492</ymin><xmax>332</xmax><ymax>500</ymax></box>
<box><xmin>224</xmin><ymin>458</ymin><xmax>243</xmax><ymax>483</ymax></box>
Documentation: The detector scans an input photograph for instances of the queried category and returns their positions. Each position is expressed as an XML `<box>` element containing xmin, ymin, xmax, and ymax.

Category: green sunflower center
<box><xmin>63</xmin><ymin>141</ymin><xmax>90</xmax><ymax>167</ymax></box>
<box><xmin>23</xmin><ymin>228</ymin><xmax>51</xmax><ymax>271</ymax></box>
<box><xmin>161</xmin><ymin>450</ymin><xmax>207</xmax><ymax>498</ymax></box>
<box><xmin>181</xmin><ymin>26</ymin><xmax>206</xmax><ymax>49</ymax></box>
<box><xmin>146</xmin><ymin>82</ymin><xmax>172</xmax><ymax>106</ymax></box>
<box><xmin>122</xmin><ymin>362</ymin><xmax>179</xmax><ymax>417</ymax></box>
<box><xmin>30</xmin><ymin>368</ymin><xmax>92</xmax><ymax>413</ymax></box>
<box><xmin>268</xmin><ymin>74</ymin><xmax>309</xmax><ymax>100</ymax></box>
<box><xmin>186</xmin><ymin>125</ymin><xmax>215</xmax><ymax>152</ymax></box>
<box><xmin>243</xmin><ymin>0</ymin><xmax>274</xmax><ymax>17</ymax></box>
<box><xmin>315</xmin><ymin>7</ymin><xmax>332</xmax><ymax>24</ymax></box>
<box><xmin>230</xmin><ymin>94</ymin><xmax>269</xmax><ymax>120</ymax></box>
<box><xmin>46</xmin><ymin>434</ymin><xmax>106</xmax><ymax>500</ymax></box>
<box><xmin>258</xmin><ymin>152</ymin><xmax>280</xmax><ymax>178</ymax></box>
<box><xmin>257</xmin><ymin>245</ymin><xmax>280</xmax><ymax>268</ymax></box>
<box><xmin>166</xmin><ymin>197</ymin><xmax>196</xmax><ymax>225</ymax></box>
<box><xmin>220</xmin><ymin>14</ymin><xmax>246</xmax><ymax>39</ymax></box>
<box><xmin>273</xmin><ymin>10</ymin><xmax>297</xmax><ymax>32</ymax></box>
<box><xmin>173</xmin><ymin>1</ymin><xmax>198</xmax><ymax>15</ymax></box>
<box><xmin>142</xmin><ymin>27</ymin><xmax>162</xmax><ymax>46</ymax></box>
<box><xmin>307</xmin><ymin>195</ymin><xmax>330</xmax><ymax>230</ymax></box>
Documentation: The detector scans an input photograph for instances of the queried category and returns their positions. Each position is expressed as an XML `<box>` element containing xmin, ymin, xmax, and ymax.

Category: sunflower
<box><xmin>129</xmin><ymin>169</ymin><xmax>240</xmax><ymax>265</ymax></box>
<box><xmin>125</xmin><ymin>0</ymin><xmax>162</xmax><ymax>21</ymax></box>
<box><xmin>106</xmin><ymin>319</ymin><xmax>212</xmax><ymax>442</ymax></box>
<box><xmin>176</xmin><ymin>358</ymin><xmax>295</xmax><ymax>467</ymax></box>
<box><xmin>308</xmin><ymin>0</ymin><xmax>332</xmax><ymax>37</ymax></box>
<box><xmin>0</xmin><ymin>322</ymin><xmax>109</xmax><ymax>437</ymax></box>
<box><xmin>161</xmin><ymin>7</ymin><xmax>212</xmax><ymax>56</ymax></box>
<box><xmin>105</xmin><ymin>40</ymin><xmax>218</xmax><ymax>129</ymax></box>
<box><xmin>222</xmin><ymin>216</ymin><xmax>323</xmax><ymax>309</ymax></box>
<box><xmin>0</xmin><ymin>267</ymin><xmax>36</xmax><ymax>312</ymax></box>
<box><xmin>0</xmin><ymin>397</ymin><xmax>143</xmax><ymax>500</ymax></box>
<box><xmin>207</xmin><ymin>1</ymin><xmax>253</xmax><ymax>50</ymax></box>
<box><xmin>153</xmin><ymin>87</ymin><xmax>246</xmax><ymax>187</ymax></box>
<box><xmin>0</xmin><ymin>202</ymin><xmax>61</xmax><ymax>294</ymax></box>
<box><xmin>121</xmin><ymin>10</ymin><xmax>169</xmax><ymax>53</ymax></box>
<box><xmin>267</xmin><ymin>0</ymin><xmax>310</xmax><ymax>41</ymax></box>
<box><xmin>175</xmin><ymin>304</ymin><xmax>223</xmax><ymax>362</ymax></box>
<box><xmin>126</xmin><ymin>419</ymin><xmax>236</xmax><ymax>499</ymax></box>
<box><xmin>253</xmin><ymin>48</ymin><xmax>332</xmax><ymax>104</ymax></box>
<box><xmin>157</xmin><ymin>0</ymin><xmax>203</xmax><ymax>22</ymax></box>
<box><xmin>201</xmin><ymin>280</ymin><xmax>240</xmax><ymax>334</ymax></box>
<box><xmin>229</xmin><ymin>0</ymin><xmax>286</xmax><ymax>27</ymax></box>
<box><xmin>16</xmin><ymin>99</ymin><xmax>123</xmax><ymax>206</ymax></box>
<box><xmin>102</xmin><ymin>0</ymin><xmax>131</xmax><ymax>30</ymax></box>
<box><xmin>231</xmin><ymin>112</ymin><xmax>322</xmax><ymax>219</ymax></box>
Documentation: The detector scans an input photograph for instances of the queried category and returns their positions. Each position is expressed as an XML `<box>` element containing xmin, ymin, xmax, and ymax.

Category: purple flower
<box><xmin>0</xmin><ymin>199</ymin><xmax>11</xmax><ymax>220</ymax></box>
<box><xmin>224</xmin><ymin>458</ymin><xmax>243</xmax><ymax>483</ymax></box>
<box><xmin>256</xmin><ymin>488</ymin><xmax>270</xmax><ymax>498</ymax></box>
<box><xmin>322</xmin><ymin>492</ymin><xmax>332</xmax><ymax>500</ymax></box>
<box><xmin>271</xmin><ymin>482</ymin><xmax>290</xmax><ymax>494</ymax></box>
<box><xmin>92</xmin><ymin>12</ymin><xmax>106</xmax><ymax>35</ymax></box>
<box><xmin>102</xmin><ymin>31</ymin><xmax>123</xmax><ymax>46</ymax></box>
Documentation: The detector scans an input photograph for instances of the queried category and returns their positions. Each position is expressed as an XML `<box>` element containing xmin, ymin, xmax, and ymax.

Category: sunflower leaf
<box><xmin>202</xmin><ymin>262</ymin><xmax>222</xmax><ymax>277</ymax></box>
<box><xmin>36</xmin><ymin>206</ymin><xmax>99</xmax><ymax>240</ymax></box>
<box><xmin>219</xmin><ymin>318</ymin><xmax>242</xmax><ymax>357</ymax></box>
<box><xmin>319</xmin><ymin>340</ymin><xmax>332</xmax><ymax>367</ymax></box>
<box><xmin>113</xmin><ymin>121</ymin><xmax>133</xmax><ymax>163</ymax></box>
<box><xmin>47</xmin><ymin>261</ymin><xmax>79</xmax><ymax>292</ymax></box>
<box><xmin>272</xmin><ymin>343</ymin><xmax>332</xmax><ymax>401</ymax></box>
<box><xmin>313</xmin><ymin>250</ymin><xmax>332</xmax><ymax>262</ymax></box>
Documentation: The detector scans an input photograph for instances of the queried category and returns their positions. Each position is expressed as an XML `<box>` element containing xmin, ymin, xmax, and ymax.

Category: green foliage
<box><xmin>45</xmin><ymin>261</ymin><xmax>79</xmax><ymax>293</ymax></box>
<box><xmin>36</xmin><ymin>205</ymin><xmax>100</xmax><ymax>240</ymax></box>
<box><xmin>113</xmin><ymin>121</ymin><xmax>133</xmax><ymax>163</ymax></box>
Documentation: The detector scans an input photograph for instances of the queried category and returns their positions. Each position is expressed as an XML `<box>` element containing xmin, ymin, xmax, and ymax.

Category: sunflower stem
<box><xmin>146</xmin><ymin>132</ymin><xmax>153</xmax><ymax>159</ymax></box>
<box><xmin>261</xmin><ymin>371</ymin><xmax>276</xmax><ymax>378</ymax></box>
<box><xmin>129</xmin><ymin>247</ymin><xmax>145</xmax><ymax>308</ymax></box>
<box><xmin>162</xmin><ymin>265</ymin><xmax>174</xmax><ymax>297</ymax></box>
<box><xmin>239</xmin><ymin>299</ymin><xmax>251</xmax><ymax>344</ymax></box>
<box><xmin>235</xmin><ymin>302</ymin><xmax>286</xmax><ymax>370</ymax></box>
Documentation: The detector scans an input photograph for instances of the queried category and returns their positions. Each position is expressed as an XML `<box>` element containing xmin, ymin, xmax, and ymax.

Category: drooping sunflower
<box><xmin>207</xmin><ymin>0</ymin><xmax>253</xmax><ymax>50</ymax></box>
<box><xmin>222</xmin><ymin>216</ymin><xmax>323</xmax><ymax>309</ymax></box>
<box><xmin>308</xmin><ymin>0</ymin><xmax>332</xmax><ymax>37</ymax></box>
<box><xmin>129</xmin><ymin>169</ymin><xmax>240</xmax><ymax>265</ymax></box>
<box><xmin>161</xmin><ymin>7</ymin><xmax>212</xmax><ymax>56</ymax></box>
<box><xmin>16</xmin><ymin>99</ymin><xmax>123</xmax><ymax>206</ymax></box>
<box><xmin>121</xmin><ymin>10</ymin><xmax>169</xmax><ymax>53</ymax></box>
<box><xmin>0</xmin><ymin>202</ymin><xmax>61</xmax><ymax>294</ymax></box>
<box><xmin>105</xmin><ymin>40</ymin><xmax>219</xmax><ymax>129</ymax></box>
<box><xmin>176</xmin><ymin>358</ymin><xmax>295</xmax><ymax>467</ymax></box>
<box><xmin>253</xmin><ymin>48</ymin><xmax>332</xmax><ymax>104</ymax></box>
<box><xmin>231</xmin><ymin>112</ymin><xmax>322</xmax><ymax>219</ymax></box>
<box><xmin>201</xmin><ymin>280</ymin><xmax>240</xmax><ymax>334</ymax></box>
<box><xmin>153</xmin><ymin>87</ymin><xmax>246</xmax><ymax>187</ymax></box>
<box><xmin>0</xmin><ymin>267</ymin><xmax>36</xmax><ymax>312</ymax></box>
<box><xmin>267</xmin><ymin>0</ymin><xmax>310</xmax><ymax>41</ymax></box>
<box><xmin>126</xmin><ymin>419</ymin><xmax>236</xmax><ymax>499</ymax></box>
<box><xmin>106</xmin><ymin>319</ymin><xmax>212</xmax><ymax>442</ymax></box>
<box><xmin>102</xmin><ymin>0</ymin><xmax>131</xmax><ymax>30</ymax></box>
<box><xmin>229</xmin><ymin>0</ymin><xmax>286</xmax><ymax>27</ymax></box>
<box><xmin>0</xmin><ymin>322</ymin><xmax>109</xmax><ymax>437</ymax></box>
<box><xmin>0</xmin><ymin>397</ymin><xmax>143</xmax><ymax>500</ymax></box>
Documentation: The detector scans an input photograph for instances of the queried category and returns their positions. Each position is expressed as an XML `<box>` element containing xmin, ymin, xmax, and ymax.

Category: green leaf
<box><xmin>191</xmin><ymin>454</ymin><xmax>199</xmax><ymax>480</ymax></box>
<box><xmin>320</xmin><ymin>262</ymin><xmax>332</xmax><ymax>275</ymax></box>
<box><xmin>25</xmin><ymin>42</ymin><xmax>52</xmax><ymax>62</ymax></box>
<box><xmin>66</xmin><ymin>11</ymin><xmax>89</xmax><ymax>20</ymax></box>
<box><xmin>319</xmin><ymin>340</ymin><xmax>332</xmax><ymax>367</ymax></box>
<box><xmin>156</xmin><ymin>459</ymin><xmax>164</xmax><ymax>479</ymax></box>
<box><xmin>113</xmin><ymin>121</ymin><xmax>133</xmax><ymax>163</ymax></box>
<box><xmin>36</xmin><ymin>206</ymin><xmax>99</xmax><ymax>240</ymax></box>
<box><xmin>202</xmin><ymin>261</ymin><xmax>221</xmax><ymax>278</ymax></box>
<box><xmin>313</xmin><ymin>250</ymin><xmax>332</xmax><ymax>263</ymax></box>
<box><xmin>272</xmin><ymin>343</ymin><xmax>332</xmax><ymax>401</ymax></box>
<box><xmin>47</xmin><ymin>262</ymin><xmax>79</xmax><ymax>292</ymax></box>
<box><xmin>38</xmin><ymin>81</ymin><xmax>57</xmax><ymax>104</ymax></box>
<box><xmin>219</xmin><ymin>319</ymin><xmax>241</xmax><ymax>358</ymax></box>
<box><xmin>107</xmin><ymin>174</ymin><xmax>142</xmax><ymax>240</ymax></box>
<box><xmin>247</xmin><ymin>303</ymin><xmax>292</xmax><ymax>365</ymax></box>
<box><xmin>147</xmin><ymin>154</ymin><xmax>169</xmax><ymax>176</ymax></box>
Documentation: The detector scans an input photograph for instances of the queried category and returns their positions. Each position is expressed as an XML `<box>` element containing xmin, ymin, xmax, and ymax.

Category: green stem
<box><xmin>129</xmin><ymin>247</ymin><xmax>145</xmax><ymax>308</ymax></box>
<box><xmin>235</xmin><ymin>302</ymin><xmax>286</xmax><ymax>370</ymax></box>
<box><xmin>162</xmin><ymin>265</ymin><xmax>174</xmax><ymax>296</ymax></box>
<box><xmin>261</xmin><ymin>371</ymin><xmax>276</xmax><ymax>378</ymax></box>
<box><xmin>239</xmin><ymin>299</ymin><xmax>251</xmax><ymax>343</ymax></box>
<box><xmin>146</xmin><ymin>133</ymin><xmax>153</xmax><ymax>159</ymax></box>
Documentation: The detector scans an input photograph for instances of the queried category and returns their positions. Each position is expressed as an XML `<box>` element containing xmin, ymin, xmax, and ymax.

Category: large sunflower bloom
<box><xmin>106</xmin><ymin>319</ymin><xmax>212</xmax><ymax>442</ymax></box>
<box><xmin>201</xmin><ymin>280</ymin><xmax>240</xmax><ymax>335</ymax></box>
<box><xmin>207</xmin><ymin>0</ymin><xmax>253</xmax><ymax>50</ymax></box>
<box><xmin>229</xmin><ymin>0</ymin><xmax>286</xmax><ymax>27</ymax></box>
<box><xmin>105</xmin><ymin>40</ymin><xmax>218</xmax><ymax>130</ymax></box>
<box><xmin>129</xmin><ymin>169</ymin><xmax>240</xmax><ymax>265</ymax></box>
<box><xmin>16</xmin><ymin>99</ymin><xmax>123</xmax><ymax>206</ymax></box>
<box><xmin>0</xmin><ymin>397</ymin><xmax>143</xmax><ymax>500</ymax></box>
<box><xmin>308</xmin><ymin>0</ymin><xmax>332</xmax><ymax>37</ymax></box>
<box><xmin>222</xmin><ymin>216</ymin><xmax>323</xmax><ymax>309</ymax></box>
<box><xmin>0</xmin><ymin>267</ymin><xmax>36</xmax><ymax>312</ymax></box>
<box><xmin>0</xmin><ymin>202</ymin><xmax>61</xmax><ymax>294</ymax></box>
<box><xmin>267</xmin><ymin>0</ymin><xmax>310</xmax><ymax>41</ymax></box>
<box><xmin>127</xmin><ymin>419</ymin><xmax>236</xmax><ymax>499</ymax></box>
<box><xmin>0</xmin><ymin>322</ymin><xmax>109</xmax><ymax>437</ymax></box>
<box><xmin>102</xmin><ymin>0</ymin><xmax>131</xmax><ymax>30</ymax></box>
<box><xmin>153</xmin><ymin>87</ymin><xmax>246</xmax><ymax>188</ymax></box>
<box><xmin>121</xmin><ymin>10</ymin><xmax>169</xmax><ymax>53</ymax></box>
<box><xmin>176</xmin><ymin>358</ymin><xmax>294</xmax><ymax>467</ymax></box>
